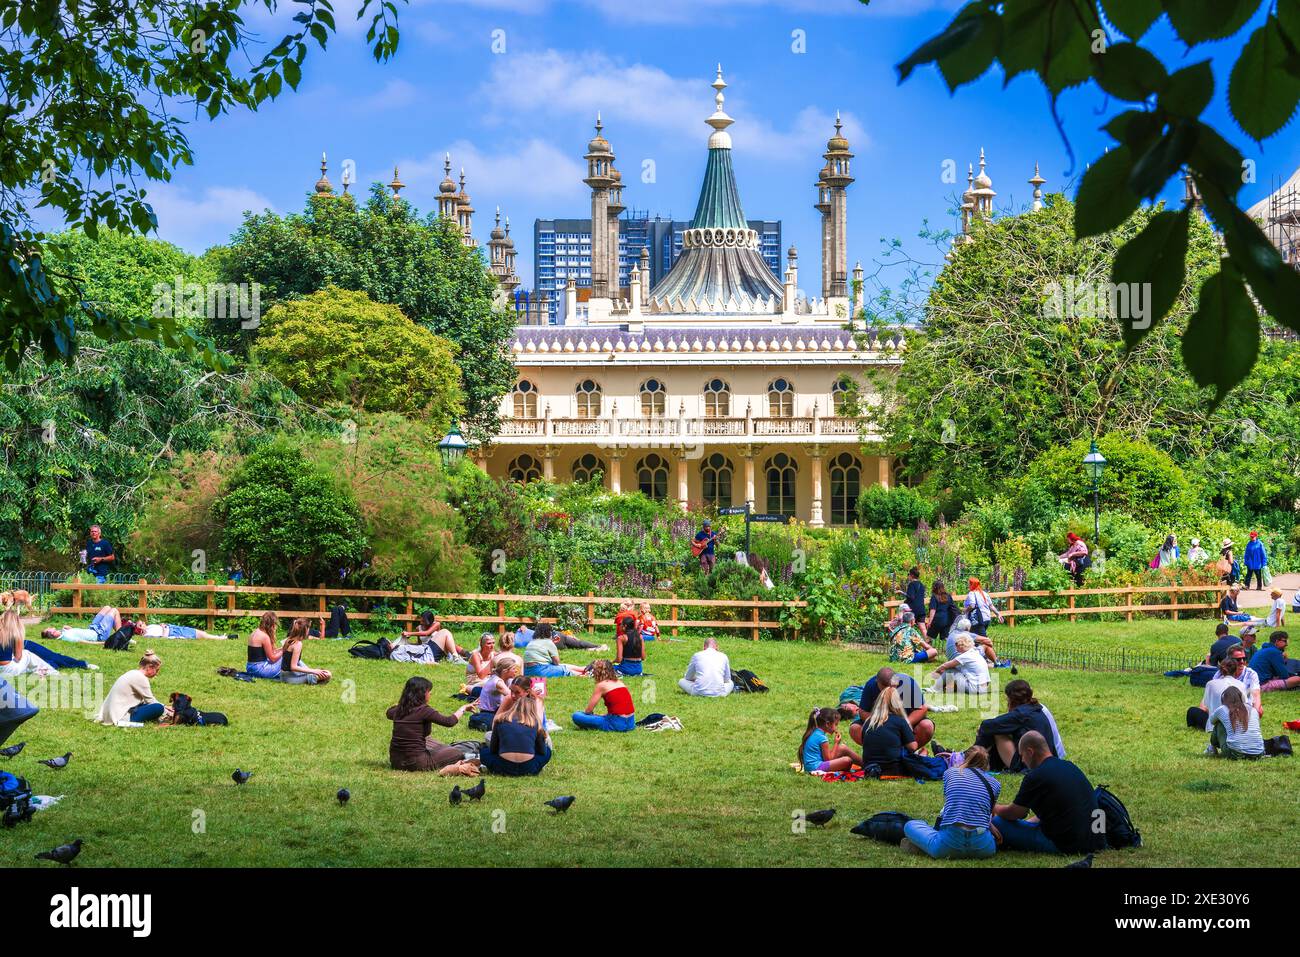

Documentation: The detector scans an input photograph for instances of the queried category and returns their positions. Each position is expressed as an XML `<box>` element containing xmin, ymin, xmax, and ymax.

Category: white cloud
<box><xmin>145</xmin><ymin>184</ymin><xmax>275</xmax><ymax>252</ymax></box>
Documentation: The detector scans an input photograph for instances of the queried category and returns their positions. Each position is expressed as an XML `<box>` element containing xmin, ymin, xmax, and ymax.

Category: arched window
<box><xmin>512</xmin><ymin>379</ymin><xmax>538</xmax><ymax>419</ymax></box>
<box><xmin>507</xmin><ymin>454</ymin><xmax>543</xmax><ymax>484</ymax></box>
<box><xmin>640</xmin><ymin>378</ymin><xmax>666</xmax><ymax>417</ymax></box>
<box><xmin>572</xmin><ymin>453</ymin><xmax>603</xmax><ymax>483</ymax></box>
<box><xmin>768</xmin><ymin>377</ymin><xmax>794</xmax><ymax>417</ymax></box>
<box><xmin>636</xmin><ymin>453</ymin><xmax>670</xmax><ymax>501</ymax></box>
<box><xmin>700</xmin><ymin>453</ymin><xmax>734</xmax><ymax>508</ymax></box>
<box><xmin>765</xmin><ymin>452</ymin><xmax>798</xmax><ymax>517</ymax></box>
<box><xmin>575</xmin><ymin>379</ymin><xmax>602</xmax><ymax>418</ymax></box>
<box><xmin>703</xmin><ymin>378</ymin><xmax>730</xmax><ymax>417</ymax></box>
<box><xmin>829</xmin><ymin>452</ymin><xmax>861</xmax><ymax>525</ymax></box>
<box><xmin>831</xmin><ymin>378</ymin><xmax>854</xmax><ymax>416</ymax></box>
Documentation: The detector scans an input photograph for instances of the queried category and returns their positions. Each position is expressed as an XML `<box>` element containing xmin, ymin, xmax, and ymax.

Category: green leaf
<box><xmin>1279</xmin><ymin>0</ymin><xmax>1300</xmax><ymax>46</ymax></box>
<box><xmin>1104</xmin><ymin>109</ymin><xmax>1161</xmax><ymax>151</ymax></box>
<box><xmin>1128</xmin><ymin>121</ymin><xmax>1196</xmax><ymax>199</ymax></box>
<box><xmin>1110</xmin><ymin>208</ymin><xmax>1190</xmax><ymax>347</ymax></box>
<box><xmin>1188</xmin><ymin>122</ymin><xmax>1245</xmax><ymax>197</ymax></box>
<box><xmin>1092</xmin><ymin>41</ymin><xmax>1167</xmax><ymax>101</ymax></box>
<box><xmin>1075</xmin><ymin>146</ymin><xmax>1138</xmax><ymax>238</ymax></box>
<box><xmin>1229</xmin><ymin>16</ymin><xmax>1300</xmax><ymax>140</ymax></box>
<box><xmin>1182</xmin><ymin>264</ymin><xmax>1259</xmax><ymax>401</ymax></box>
<box><xmin>1165</xmin><ymin>0</ymin><xmax>1263</xmax><ymax>45</ymax></box>
<box><xmin>283</xmin><ymin>58</ymin><xmax>301</xmax><ymax>90</ymax></box>
<box><xmin>936</xmin><ymin>11</ymin><xmax>999</xmax><ymax>92</ymax></box>
<box><xmin>896</xmin><ymin>5</ymin><xmax>985</xmax><ymax>85</ymax></box>
<box><xmin>1100</xmin><ymin>0</ymin><xmax>1161</xmax><ymax>39</ymax></box>
<box><xmin>1159</xmin><ymin>60</ymin><xmax>1214</xmax><ymax>117</ymax></box>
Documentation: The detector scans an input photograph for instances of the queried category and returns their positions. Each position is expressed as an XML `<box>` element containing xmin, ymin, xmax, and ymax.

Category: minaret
<box><xmin>389</xmin><ymin>165</ymin><xmax>405</xmax><ymax>199</ymax></box>
<box><xmin>314</xmin><ymin>152</ymin><xmax>333</xmax><ymax>196</ymax></box>
<box><xmin>1182</xmin><ymin>168</ymin><xmax>1203</xmax><ymax>213</ymax></box>
<box><xmin>583</xmin><ymin>115</ymin><xmax>615</xmax><ymax>298</ymax></box>
<box><xmin>502</xmin><ymin>217</ymin><xmax>520</xmax><ymax>295</ymax></box>
<box><xmin>437</xmin><ymin>154</ymin><xmax>459</xmax><ymax>220</ymax></box>
<box><xmin>815</xmin><ymin>167</ymin><xmax>831</xmax><ymax>299</ymax></box>
<box><xmin>972</xmin><ymin>147</ymin><xmax>996</xmax><ymax>219</ymax></box>
<box><xmin>608</xmin><ymin>166</ymin><xmax>624</xmax><ymax>295</ymax></box>
<box><xmin>1029</xmin><ymin>162</ymin><xmax>1045</xmax><ymax>212</ymax></box>
<box><xmin>821</xmin><ymin>112</ymin><xmax>854</xmax><ymax>300</ymax></box>
<box><xmin>488</xmin><ymin>207</ymin><xmax>509</xmax><ymax>281</ymax></box>
<box><xmin>456</xmin><ymin>168</ymin><xmax>477</xmax><ymax>248</ymax></box>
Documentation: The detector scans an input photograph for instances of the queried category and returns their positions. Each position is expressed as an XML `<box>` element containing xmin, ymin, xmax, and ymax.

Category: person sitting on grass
<box><xmin>1196</xmin><ymin>652</ymin><xmax>1258</xmax><ymax>728</ymax></box>
<box><xmin>991</xmin><ymin>731</ymin><xmax>1106</xmax><ymax>855</ymax></box>
<box><xmin>614</xmin><ymin>601</ymin><xmax>637</xmax><ymax>637</ymax></box>
<box><xmin>800</xmin><ymin>706</ymin><xmax>862</xmax><ymax>774</ymax></box>
<box><xmin>1248</xmin><ymin>631</ymin><xmax>1300</xmax><ymax>693</ymax></box>
<box><xmin>930</xmin><ymin>633</ymin><xmax>991</xmax><ymax>694</ymax></box>
<box><xmin>245</xmin><ymin>612</ymin><xmax>284</xmax><ymax>679</ymax></box>
<box><xmin>1205</xmin><ymin>623</ymin><xmax>1235</xmax><ymax>666</ymax></box>
<box><xmin>41</xmin><ymin>605</ymin><xmax>124</xmax><ymax>644</ymax></box>
<box><xmin>679</xmin><ymin>636</ymin><xmax>733</xmax><ymax>697</ymax></box>
<box><xmin>134</xmin><ymin>621</ymin><xmax>235</xmax><ymax>641</ymax></box>
<box><xmin>900</xmin><ymin>745</ymin><xmax>1001</xmax><ymax>860</ymax></box>
<box><xmin>614</xmin><ymin>617</ymin><xmax>646</xmax><ymax>677</ymax></box>
<box><xmin>637</xmin><ymin>602</ymin><xmax>661</xmax><ymax>641</ymax></box>
<box><xmin>945</xmin><ymin>614</ymin><xmax>998</xmax><ymax>665</ymax></box>
<box><xmin>0</xmin><ymin>610</ymin><xmax>94</xmax><ymax>676</ymax></box>
<box><xmin>95</xmin><ymin>650</ymin><xmax>165</xmax><ymax>726</ymax></box>
<box><xmin>493</xmin><ymin>632</ymin><xmax>524</xmax><ymax>674</ymax></box>
<box><xmin>466</xmin><ymin>633</ymin><xmax>495</xmax><ymax>685</ymax></box>
<box><xmin>571</xmin><ymin>659</ymin><xmax>635</xmax><ymax>732</ymax></box>
<box><xmin>482</xmin><ymin>680</ymin><xmax>551</xmax><ymax>777</ymax></box>
<box><xmin>1208</xmin><ymin>686</ymin><xmax>1265</xmax><ymax>759</ymax></box>
<box><xmin>401</xmin><ymin>612</ymin><xmax>466</xmax><ymax>663</ymax></box>
<box><xmin>888</xmin><ymin>609</ymin><xmax>937</xmax><ymax>664</ymax></box>
<box><xmin>385</xmin><ymin>675</ymin><xmax>475</xmax><ymax>772</ymax></box>
<box><xmin>523</xmin><ymin>625</ymin><xmax>588</xmax><ymax>679</ymax></box>
<box><xmin>858</xmin><ymin>685</ymin><xmax>923</xmax><ymax>775</ymax></box>
<box><xmin>469</xmin><ymin>656</ymin><xmax>518</xmax><ymax>732</ymax></box>
<box><xmin>852</xmin><ymin>667</ymin><xmax>933</xmax><ymax>754</ymax></box>
<box><xmin>279</xmin><ymin>618</ymin><xmax>332</xmax><ymax>685</ymax></box>
<box><xmin>972</xmin><ymin>679</ymin><xmax>1059</xmax><ymax>772</ymax></box>
<box><xmin>1220</xmin><ymin>585</ymin><xmax>1254</xmax><ymax>626</ymax></box>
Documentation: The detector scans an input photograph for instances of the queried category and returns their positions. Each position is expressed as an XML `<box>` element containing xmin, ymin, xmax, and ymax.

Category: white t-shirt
<box><xmin>953</xmin><ymin>648</ymin><xmax>990</xmax><ymax>689</ymax></box>
<box><xmin>683</xmin><ymin>647</ymin><xmax>732</xmax><ymax>696</ymax></box>
<box><xmin>1201</xmin><ymin>674</ymin><xmax>1247</xmax><ymax>716</ymax></box>
<box><xmin>1266</xmin><ymin>597</ymin><xmax>1286</xmax><ymax>627</ymax></box>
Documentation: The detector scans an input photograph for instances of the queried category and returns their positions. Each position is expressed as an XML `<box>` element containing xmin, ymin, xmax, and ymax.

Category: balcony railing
<box><xmin>495</xmin><ymin>415</ymin><xmax>868</xmax><ymax>440</ymax></box>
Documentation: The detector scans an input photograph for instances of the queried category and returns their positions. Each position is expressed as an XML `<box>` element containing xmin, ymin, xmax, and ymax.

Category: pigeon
<box><xmin>0</xmin><ymin>742</ymin><xmax>24</xmax><ymax>759</ymax></box>
<box><xmin>231</xmin><ymin>769</ymin><xmax>253</xmax><ymax>785</ymax></box>
<box><xmin>35</xmin><ymin>839</ymin><xmax>83</xmax><ymax>865</ymax></box>
<box><xmin>449</xmin><ymin>785</ymin><xmax>463</xmax><ymax>807</ymax></box>
<box><xmin>464</xmin><ymin>780</ymin><xmax>485</xmax><ymax>802</ymax></box>
<box><xmin>805</xmin><ymin>809</ymin><xmax>836</xmax><ymax>828</ymax></box>
<box><xmin>337</xmin><ymin>788</ymin><xmax>350</xmax><ymax>806</ymax></box>
<box><xmin>3</xmin><ymin>802</ymin><xmax>34</xmax><ymax>827</ymax></box>
<box><xmin>1065</xmin><ymin>854</ymin><xmax>1094</xmax><ymax>869</ymax></box>
<box><xmin>38</xmin><ymin>752</ymin><xmax>71</xmax><ymax>770</ymax></box>
<box><xmin>544</xmin><ymin>795</ymin><xmax>576</xmax><ymax>814</ymax></box>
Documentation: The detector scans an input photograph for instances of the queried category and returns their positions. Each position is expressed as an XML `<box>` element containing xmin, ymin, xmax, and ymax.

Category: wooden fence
<box><xmin>885</xmin><ymin>583</ymin><xmax>1221</xmax><ymax>625</ymax></box>
<box><xmin>50</xmin><ymin>581</ymin><xmax>807</xmax><ymax>641</ymax></box>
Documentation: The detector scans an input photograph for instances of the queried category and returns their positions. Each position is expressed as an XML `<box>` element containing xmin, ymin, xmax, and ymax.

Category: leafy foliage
<box><xmin>857</xmin><ymin>484</ymin><xmax>935</xmax><ymax>529</ymax></box>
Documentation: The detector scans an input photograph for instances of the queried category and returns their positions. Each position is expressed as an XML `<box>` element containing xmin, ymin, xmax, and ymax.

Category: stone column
<box><xmin>608</xmin><ymin>451</ymin><xmax>623</xmax><ymax>494</ymax></box>
<box><xmin>876</xmin><ymin>454</ymin><xmax>891</xmax><ymax>490</ymax></box>
<box><xmin>675</xmin><ymin>451</ymin><xmax>689</xmax><ymax>510</ymax></box>
<box><xmin>542</xmin><ymin>445</ymin><xmax>558</xmax><ymax>481</ymax></box>
<box><xmin>740</xmin><ymin>443</ymin><xmax>760</xmax><ymax>508</ymax></box>
<box><xmin>809</xmin><ymin>444</ymin><xmax>826</xmax><ymax>528</ymax></box>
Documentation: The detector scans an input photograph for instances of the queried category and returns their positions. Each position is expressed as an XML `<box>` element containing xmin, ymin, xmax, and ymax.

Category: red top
<box><xmin>603</xmin><ymin>685</ymin><xmax>635</xmax><ymax>716</ymax></box>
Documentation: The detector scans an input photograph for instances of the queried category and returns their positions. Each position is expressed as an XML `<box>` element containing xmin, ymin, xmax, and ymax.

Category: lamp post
<box><xmin>1082</xmin><ymin>440</ymin><xmax>1107</xmax><ymax>544</ymax></box>
<box><xmin>438</xmin><ymin>423</ymin><xmax>469</xmax><ymax>467</ymax></box>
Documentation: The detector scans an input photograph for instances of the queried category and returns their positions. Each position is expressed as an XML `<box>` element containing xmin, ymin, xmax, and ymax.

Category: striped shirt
<box><xmin>939</xmin><ymin>766</ymin><xmax>1001</xmax><ymax>828</ymax></box>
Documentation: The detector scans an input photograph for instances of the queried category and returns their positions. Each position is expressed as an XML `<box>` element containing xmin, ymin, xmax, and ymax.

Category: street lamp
<box><xmin>1082</xmin><ymin>440</ymin><xmax>1107</xmax><ymax>543</ymax></box>
<box><xmin>438</xmin><ymin>423</ymin><xmax>469</xmax><ymax>467</ymax></box>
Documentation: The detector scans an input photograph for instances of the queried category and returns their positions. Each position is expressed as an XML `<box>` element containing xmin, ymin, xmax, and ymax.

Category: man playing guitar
<box><xmin>692</xmin><ymin>519</ymin><xmax>721</xmax><ymax>573</ymax></box>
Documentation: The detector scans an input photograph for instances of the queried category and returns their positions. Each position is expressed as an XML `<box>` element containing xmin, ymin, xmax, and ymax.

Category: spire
<box><xmin>706</xmin><ymin>63</ymin><xmax>734</xmax><ymax>149</ymax></box>
<box><xmin>314</xmin><ymin>151</ymin><xmax>333</xmax><ymax>195</ymax></box>
<box><xmin>1029</xmin><ymin>162</ymin><xmax>1045</xmax><ymax>211</ymax></box>
<box><xmin>389</xmin><ymin>165</ymin><xmax>405</xmax><ymax>198</ymax></box>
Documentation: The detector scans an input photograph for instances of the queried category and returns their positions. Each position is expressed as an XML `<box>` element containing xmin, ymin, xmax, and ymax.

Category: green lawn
<box><xmin>4</xmin><ymin>618</ymin><xmax>1297</xmax><ymax>868</ymax></box>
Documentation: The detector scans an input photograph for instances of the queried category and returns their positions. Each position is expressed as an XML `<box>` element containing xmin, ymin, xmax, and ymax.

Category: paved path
<box><xmin>1236</xmin><ymin>571</ymin><xmax>1300</xmax><ymax>610</ymax></box>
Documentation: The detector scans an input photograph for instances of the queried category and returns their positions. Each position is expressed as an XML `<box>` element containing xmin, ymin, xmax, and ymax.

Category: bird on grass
<box><xmin>35</xmin><ymin>840</ymin><xmax>83</xmax><ymax>865</ymax></box>
<box><xmin>231</xmin><ymin>769</ymin><xmax>253</xmax><ymax>785</ymax></box>
<box><xmin>337</xmin><ymin>788</ymin><xmax>350</xmax><ymax>806</ymax></box>
<box><xmin>1065</xmin><ymin>854</ymin><xmax>1094</xmax><ymax>869</ymax></box>
<box><xmin>449</xmin><ymin>785</ymin><xmax>463</xmax><ymax>807</ymax></box>
<box><xmin>38</xmin><ymin>752</ymin><xmax>71</xmax><ymax>770</ymax></box>
<box><xmin>0</xmin><ymin>742</ymin><xmax>24</xmax><ymax>759</ymax></box>
<box><xmin>464</xmin><ymin>780</ymin><xmax>485</xmax><ymax>802</ymax></box>
<box><xmin>544</xmin><ymin>795</ymin><xmax>576</xmax><ymax>814</ymax></box>
<box><xmin>805</xmin><ymin>809</ymin><xmax>836</xmax><ymax>828</ymax></box>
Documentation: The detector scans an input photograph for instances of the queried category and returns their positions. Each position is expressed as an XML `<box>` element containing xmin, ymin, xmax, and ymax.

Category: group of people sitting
<box><xmin>891</xmin><ymin>570</ymin><xmax>1005</xmax><ymax>668</ymax></box>
<box><xmin>803</xmin><ymin>668</ymin><xmax>1102</xmax><ymax>860</ymax></box>
<box><xmin>1191</xmin><ymin>621</ymin><xmax>1298</xmax><ymax>758</ymax></box>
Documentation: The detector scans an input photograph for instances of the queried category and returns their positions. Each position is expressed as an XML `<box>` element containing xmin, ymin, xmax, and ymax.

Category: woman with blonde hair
<box><xmin>0</xmin><ymin>609</ymin><xmax>92</xmax><ymax>677</ymax></box>
<box><xmin>245</xmin><ymin>611</ymin><xmax>283</xmax><ymax>679</ymax></box>
<box><xmin>858</xmin><ymin>685</ymin><xmax>921</xmax><ymax>774</ymax></box>
<box><xmin>279</xmin><ymin>618</ymin><xmax>331</xmax><ymax>684</ymax></box>
<box><xmin>482</xmin><ymin>677</ymin><xmax>552</xmax><ymax>776</ymax></box>
<box><xmin>572</xmin><ymin>659</ymin><xmax>635</xmax><ymax>731</ymax></box>
<box><xmin>901</xmin><ymin>745</ymin><xmax>1001</xmax><ymax>859</ymax></box>
<box><xmin>469</xmin><ymin>654</ymin><xmax>518</xmax><ymax>731</ymax></box>
<box><xmin>96</xmin><ymin>650</ymin><xmax>165</xmax><ymax>725</ymax></box>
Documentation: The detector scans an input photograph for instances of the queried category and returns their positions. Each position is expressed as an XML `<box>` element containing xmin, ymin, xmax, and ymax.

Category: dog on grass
<box><xmin>168</xmin><ymin>693</ymin><xmax>229</xmax><ymax>727</ymax></box>
<box><xmin>0</xmin><ymin>590</ymin><xmax>32</xmax><ymax>612</ymax></box>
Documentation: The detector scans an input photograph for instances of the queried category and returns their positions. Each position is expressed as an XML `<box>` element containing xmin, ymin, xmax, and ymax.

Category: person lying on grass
<box><xmin>614</xmin><ymin>617</ymin><xmax>645</xmax><ymax>677</ymax></box>
<box><xmin>572</xmin><ymin>659</ymin><xmax>635</xmax><ymax>732</ymax></box>
<box><xmin>799</xmin><ymin>706</ymin><xmax>862</xmax><ymax>773</ymax></box>
<box><xmin>386</xmin><ymin>675</ymin><xmax>475</xmax><ymax>772</ymax></box>
<box><xmin>400</xmin><ymin>612</ymin><xmax>466</xmax><ymax>663</ymax></box>
<box><xmin>279</xmin><ymin>618</ymin><xmax>332</xmax><ymax>685</ymax></box>
<box><xmin>482</xmin><ymin>682</ymin><xmax>551</xmax><ymax>777</ymax></box>
<box><xmin>42</xmin><ymin>604</ymin><xmax>123</xmax><ymax>643</ymax></box>
<box><xmin>245</xmin><ymin>612</ymin><xmax>283</xmax><ymax>679</ymax></box>
<box><xmin>134</xmin><ymin>621</ymin><xmax>235</xmax><ymax>641</ymax></box>
<box><xmin>0</xmin><ymin>609</ymin><xmax>94</xmax><ymax>676</ymax></box>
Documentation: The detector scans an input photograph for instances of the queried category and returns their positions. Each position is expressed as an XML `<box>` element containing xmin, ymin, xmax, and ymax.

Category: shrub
<box><xmin>857</xmin><ymin>484</ymin><xmax>935</xmax><ymax>529</ymax></box>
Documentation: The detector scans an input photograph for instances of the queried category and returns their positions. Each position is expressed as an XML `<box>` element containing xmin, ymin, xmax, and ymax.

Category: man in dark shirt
<box><xmin>85</xmin><ymin>525</ymin><xmax>115</xmax><ymax>584</ymax></box>
<box><xmin>693</xmin><ymin>520</ymin><xmax>719</xmax><ymax>574</ymax></box>
<box><xmin>992</xmin><ymin>732</ymin><xmax>1105</xmax><ymax>854</ymax></box>
<box><xmin>903</xmin><ymin>567</ymin><xmax>926</xmax><ymax>630</ymax></box>
<box><xmin>1249</xmin><ymin>631</ymin><xmax>1300</xmax><ymax>690</ymax></box>
<box><xmin>853</xmin><ymin>667</ymin><xmax>933</xmax><ymax>752</ymax></box>
<box><xmin>1206</xmin><ymin>623</ymin><xmax>1235</xmax><ymax>666</ymax></box>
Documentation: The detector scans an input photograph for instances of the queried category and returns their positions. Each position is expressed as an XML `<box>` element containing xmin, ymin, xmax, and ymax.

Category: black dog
<box><xmin>169</xmin><ymin>693</ymin><xmax>229</xmax><ymax>727</ymax></box>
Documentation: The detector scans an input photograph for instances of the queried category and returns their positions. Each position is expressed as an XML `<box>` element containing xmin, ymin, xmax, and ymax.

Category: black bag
<box><xmin>731</xmin><ymin>668</ymin><xmax>768</xmax><ymax>693</ymax></box>
<box><xmin>103</xmin><ymin>623</ymin><xmax>135</xmax><ymax>651</ymax></box>
<box><xmin>1093</xmin><ymin>784</ymin><xmax>1142</xmax><ymax>849</ymax></box>
<box><xmin>851</xmin><ymin>811</ymin><xmax>915</xmax><ymax>844</ymax></box>
<box><xmin>347</xmin><ymin>638</ymin><xmax>392</xmax><ymax>660</ymax></box>
<box><xmin>1186</xmin><ymin>706</ymin><xmax>1208</xmax><ymax>730</ymax></box>
<box><xmin>1264</xmin><ymin>735</ymin><xmax>1293</xmax><ymax>757</ymax></box>
<box><xmin>1076</xmin><ymin>554</ymin><xmax>1092</xmax><ymax>570</ymax></box>
<box><xmin>1188</xmin><ymin>665</ymin><xmax>1217</xmax><ymax>688</ymax></box>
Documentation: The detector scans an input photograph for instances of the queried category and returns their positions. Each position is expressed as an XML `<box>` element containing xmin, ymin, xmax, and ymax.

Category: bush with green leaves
<box><xmin>857</xmin><ymin>484</ymin><xmax>935</xmax><ymax>529</ymax></box>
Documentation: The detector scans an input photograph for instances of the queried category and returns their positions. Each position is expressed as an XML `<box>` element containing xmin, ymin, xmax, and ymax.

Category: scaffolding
<box><xmin>1256</xmin><ymin>173</ymin><xmax>1300</xmax><ymax>341</ymax></box>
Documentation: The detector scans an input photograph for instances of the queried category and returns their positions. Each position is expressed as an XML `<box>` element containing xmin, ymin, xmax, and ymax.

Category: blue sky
<box><xmin>141</xmin><ymin>0</ymin><xmax>1300</xmax><ymax>297</ymax></box>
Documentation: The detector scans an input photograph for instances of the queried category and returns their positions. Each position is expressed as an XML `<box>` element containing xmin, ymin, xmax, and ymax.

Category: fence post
<box><xmin>138</xmin><ymin>578</ymin><xmax>149</xmax><ymax>623</ymax></box>
<box><xmin>317</xmin><ymin>584</ymin><xmax>327</xmax><ymax>618</ymax></box>
<box><xmin>72</xmin><ymin>582</ymin><xmax>82</xmax><ymax>613</ymax></box>
<box><xmin>586</xmin><ymin>592</ymin><xmax>595</xmax><ymax>635</ymax></box>
<box><xmin>1125</xmin><ymin>585</ymin><xmax>1133</xmax><ymax>624</ymax></box>
<box><xmin>751</xmin><ymin>595</ymin><xmax>760</xmax><ymax>641</ymax></box>
<box><xmin>1067</xmin><ymin>591</ymin><xmax>1076</xmax><ymax>624</ymax></box>
<box><xmin>497</xmin><ymin>587</ymin><xmax>506</xmax><ymax>639</ymax></box>
<box><xmin>405</xmin><ymin>588</ymin><xmax>413</xmax><ymax>628</ymax></box>
<box><xmin>1007</xmin><ymin>593</ymin><xmax>1015</xmax><ymax>629</ymax></box>
<box><xmin>1171</xmin><ymin>586</ymin><xmax>1180</xmax><ymax>622</ymax></box>
<box><xmin>206</xmin><ymin>580</ymin><xmax>216</xmax><ymax>632</ymax></box>
<box><xmin>671</xmin><ymin>596</ymin><xmax>679</xmax><ymax>639</ymax></box>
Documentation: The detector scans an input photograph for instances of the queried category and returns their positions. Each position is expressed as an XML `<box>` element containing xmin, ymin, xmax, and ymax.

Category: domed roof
<box><xmin>587</xmin><ymin>115</ymin><xmax>612</xmax><ymax>154</ymax></box>
<box><xmin>826</xmin><ymin>113</ymin><xmax>850</xmax><ymax>152</ymax></box>
<box><xmin>439</xmin><ymin>153</ymin><xmax>457</xmax><ymax>194</ymax></box>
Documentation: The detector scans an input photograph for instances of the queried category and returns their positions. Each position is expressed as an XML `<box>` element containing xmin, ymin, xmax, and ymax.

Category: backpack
<box><xmin>1093</xmin><ymin>784</ymin><xmax>1142</xmax><ymax>849</ymax></box>
<box><xmin>851</xmin><ymin>811</ymin><xmax>915</xmax><ymax>844</ymax></box>
<box><xmin>0</xmin><ymin>771</ymin><xmax>31</xmax><ymax>807</ymax></box>
<box><xmin>103</xmin><ymin>623</ymin><xmax>135</xmax><ymax>651</ymax></box>
<box><xmin>731</xmin><ymin>668</ymin><xmax>768</xmax><ymax>693</ymax></box>
<box><xmin>1188</xmin><ymin>665</ymin><xmax>1218</xmax><ymax>688</ymax></box>
<box><xmin>347</xmin><ymin>638</ymin><xmax>392</xmax><ymax>660</ymax></box>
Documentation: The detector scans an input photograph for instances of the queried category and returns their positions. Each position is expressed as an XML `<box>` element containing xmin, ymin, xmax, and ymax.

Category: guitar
<box><xmin>691</xmin><ymin>527</ymin><xmax>727</xmax><ymax>557</ymax></box>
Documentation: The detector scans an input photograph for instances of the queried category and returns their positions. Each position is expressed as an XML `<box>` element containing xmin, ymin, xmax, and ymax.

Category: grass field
<box><xmin>4</xmin><ymin>617</ymin><xmax>1297</xmax><ymax>868</ymax></box>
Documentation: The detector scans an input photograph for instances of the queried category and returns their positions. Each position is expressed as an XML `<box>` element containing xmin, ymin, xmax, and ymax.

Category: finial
<box><xmin>705</xmin><ymin>65</ymin><xmax>734</xmax><ymax>146</ymax></box>
<box><xmin>387</xmin><ymin>165</ymin><xmax>404</xmax><ymax>197</ymax></box>
<box><xmin>1029</xmin><ymin>162</ymin><xmax>1045</xmax><ymax>212</ymax></box>
<box><xmin>314</xmin><ymin>151</ymin><xmax>333</xmax><ymax>195</ymax></box>
<box><xmin>596</xmin><ymin>111</ymin><xmax>603</xmax><ymax>134</ymax></box>
<box><xmin>505</xmin><ymin>215</ymin><xmax>511</xmax><ymax>236</ymax></box>
<box><xmin>979</xmin><ymin>146</ymin><xmax>986</xmax><ymax>173</ymax></box>
<box><xmin>834</xmin><ymin>110</ymin><xmax>842</xmax><ymax>136</ymax></box>
<box><xmin>444</xmin><ymin>153</ymin><xmax>451</xmax><ymax>177</ymax></box>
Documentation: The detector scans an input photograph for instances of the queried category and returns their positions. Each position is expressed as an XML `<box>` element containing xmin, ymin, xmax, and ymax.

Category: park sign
<box><xmin>718</xmin><ymin>506</ymin><xmax>749</xmax><ymax>516</ymax></box>
<box><xmin>750</xmin><ymin>513</ymin><xmax>789</xmax><ymax>524</ymax></box>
